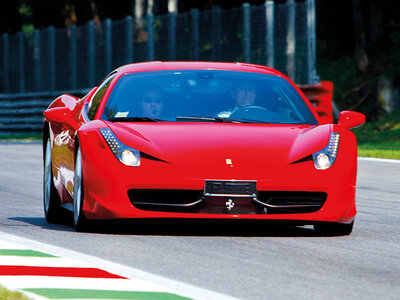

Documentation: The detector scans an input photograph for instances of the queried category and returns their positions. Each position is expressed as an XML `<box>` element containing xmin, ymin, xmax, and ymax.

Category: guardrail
<box><xmin>0</xmin><ymin>90</ymin><xmax>88</xmax><ymax>133</ymax></box>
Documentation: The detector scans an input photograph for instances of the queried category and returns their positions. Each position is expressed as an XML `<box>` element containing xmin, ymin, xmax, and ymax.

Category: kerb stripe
<box><xmin>24</xmin><ymin>288</ymin><xmax>191</xmax><ymax>300</ymax></box>
<box><xmin>0</xmin><ymin>266</ymin><xmax>127</xmax><ymax>279</ymax></box>
<box><xmin>0</xmin><ymin>249</ymin><xmax>56</xmax><ymax>257</ymax></box>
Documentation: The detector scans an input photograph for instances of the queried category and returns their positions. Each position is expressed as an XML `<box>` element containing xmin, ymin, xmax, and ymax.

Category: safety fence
<box><xmin>0</xmin><ymin>0</ymin><xmax>319</xmax><ymax>133</ymax></box>
<box><xmin>0</xmin><ymin>0</ymin><xmax>317</xmax><ymax>93</ymax></box>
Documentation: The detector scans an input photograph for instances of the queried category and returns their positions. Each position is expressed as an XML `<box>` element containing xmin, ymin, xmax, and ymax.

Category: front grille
<box><xmin>256</xmin><ymin>191</ymin><xmax>327</xmax><ymax>214</ymax></box>
<box><xmin>128</xmin><ymin>189</ymin><xmax>327</xmax><ymax>214</ymax></box>
<box><xmin>128</xmin><ymin>189</ymin><xmax>202</xmax><ymax>212</ymax></box>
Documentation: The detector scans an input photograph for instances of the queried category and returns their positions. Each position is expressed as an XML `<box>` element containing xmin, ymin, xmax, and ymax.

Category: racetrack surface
<box><xmin>0</xmin><ymin>143</ymin><xmax>399</xmax><ymax>299</ymax></box>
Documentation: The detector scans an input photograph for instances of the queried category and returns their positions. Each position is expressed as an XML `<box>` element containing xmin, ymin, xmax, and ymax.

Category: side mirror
<box><xmin>44</xmin><ymin>107</ymin><xmax>80</xmax><ymax>130</ymax></box>
<box><xmin>338</xmin><ymin>111</ymin><xmax>365</xmax><ymax>129</ymax></box>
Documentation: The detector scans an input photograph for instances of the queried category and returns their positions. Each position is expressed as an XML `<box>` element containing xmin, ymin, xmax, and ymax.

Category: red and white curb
<box><xmin>0</xmin><ymin>231</ymin><xmax>237</xmax><ymax>300</ymax></box>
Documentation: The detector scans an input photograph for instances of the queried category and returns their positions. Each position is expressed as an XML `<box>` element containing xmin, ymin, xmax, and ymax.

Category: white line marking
<box><xmin>0</xmin><ymin>257</ymin><xmax>94</xmax><ymax>268</ymax></box>
<box><xmin>358</xmin><ymin>157</ymin><xmax>400</xmax><ymax>164</ymax></box>
<box><xmin>0</xmin><ymin>240</ymin><xmax>29</xmax><ymax>249</ymax></box>
<box><xmin>0</xmin><ymin>276</ymin><xmax>174</xmax><ymax>292</ymax></box>
<box><xmin>0</xmin><ymin>231</ymin><xmax>238</xmax><ymax>300</ymax></box>
<box><xmin>19</xmin><ymin>291</ymin><xmax>48</xmax><ymax>300</ymax></box>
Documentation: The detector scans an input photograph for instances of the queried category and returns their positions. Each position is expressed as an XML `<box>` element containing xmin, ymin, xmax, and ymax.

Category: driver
<box><xmin>138</xmin><ymin>85</ymin><xmax>164</xmax><ymax>118</ymax></box>
<box><xmin>217</xmin><ymin>81</ymin><xmax>256</xmax><ymax>118</ymax></box>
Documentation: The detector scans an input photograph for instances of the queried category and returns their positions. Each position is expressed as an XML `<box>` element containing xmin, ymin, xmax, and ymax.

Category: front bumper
<box><xmin>80</xmin><ymin>135</ymin><xmax>357</xmax><ymax>224</ymax></box>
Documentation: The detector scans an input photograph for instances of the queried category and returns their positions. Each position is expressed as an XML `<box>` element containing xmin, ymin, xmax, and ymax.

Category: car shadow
<box><xmin>98</xmin><ymin>219</ymin><xmax>321</xmax><ymax>237</ymax></box>
<box><xmin>9</xmin><ymin>217</ymin><xmax>76</xmax><ymax>232</ymax></box>
<box><xmin>10</xmin><ymin>216</ymin><xmax>329</xmax><ymax>237</ymax></box>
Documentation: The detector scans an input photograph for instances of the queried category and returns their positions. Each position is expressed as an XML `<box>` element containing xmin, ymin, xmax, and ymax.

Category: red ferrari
<box><xmin>43</xmin><ymin>62</ymin><xmax>365</xmax><ymax>234</ymax></box>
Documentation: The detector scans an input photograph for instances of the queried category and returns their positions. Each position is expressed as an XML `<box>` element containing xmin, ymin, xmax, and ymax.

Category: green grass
<box><xmin>354</xmin><ymin>110</ymin><xmax>400</xmax><ymax>159</ymax></box>
<box><xmin>0</xmin><ymin>285</ymin><xmax>30</xmax><ymax>300</ymax></box>
<box><xmin>0</xmin><ymin>132</ymin><xmax>42</xmax><ymax>141</ymax></box>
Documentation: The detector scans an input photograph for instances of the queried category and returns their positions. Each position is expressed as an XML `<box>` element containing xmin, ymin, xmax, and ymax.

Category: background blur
<box><xmin>0</xmin><ymin>0</ymin><xmax>399</xmax><ymax>120</ymax></box>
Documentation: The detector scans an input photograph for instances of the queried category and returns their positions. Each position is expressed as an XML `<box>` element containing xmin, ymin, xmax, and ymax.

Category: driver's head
<box><xmin>231</xmin><ymin>81</ymin><xmax>256</xmax><ymax>107</ymax></box>
<box><xmin>139</xmin><ymin>85</ymin><xmax>164</xmax><ymax>118</ymax></box>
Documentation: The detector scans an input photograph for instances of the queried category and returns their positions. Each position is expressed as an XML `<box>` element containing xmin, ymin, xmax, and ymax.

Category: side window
<box><xmin>87</xmin><ymin>74</ymin><xmax>116</xmax><ymax>120</ymax></box>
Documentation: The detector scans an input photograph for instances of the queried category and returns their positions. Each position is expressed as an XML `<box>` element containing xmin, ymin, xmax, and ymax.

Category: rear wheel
<box><xmin>73</xmin><ymin>146</ymin><xmax>89</xmax><ymax>232</ymax></box>
<box><xmin>314</xmin><ymin>221</ymin><xmax>354</xmax><ymax>236</ymax></box>
<box><xmin>43</xmin><ymin>139</ymin><xmax>62</xmax><ymax>223</ymax></box>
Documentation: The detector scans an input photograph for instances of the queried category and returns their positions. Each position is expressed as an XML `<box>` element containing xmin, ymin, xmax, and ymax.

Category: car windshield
<box><xmin>101</xmin><ymin>70</ymin><xmax>317</xmax><ymax>125</ymax></box>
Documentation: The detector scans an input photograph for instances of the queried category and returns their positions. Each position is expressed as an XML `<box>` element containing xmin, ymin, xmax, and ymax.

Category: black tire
<box><xmin>43</xmin><ymin>138</ymin><xmax>63</xmax><ymax>223</ymax></box>
<box><xmin>73</xmin><ymin>146</ymin><xmax>89</xmax><ymax>232</ymax></box>
<box><xmin>314</xmin><ymin>221</ymin><xmax>354</xmax><ymax>236</ymax></box>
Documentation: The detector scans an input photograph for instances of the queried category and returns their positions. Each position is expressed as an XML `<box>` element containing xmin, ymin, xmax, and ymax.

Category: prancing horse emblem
<box><xmin>225</xmin><ymin>199</ymin><xmax>235</xmax><ymax>211</ymax></box>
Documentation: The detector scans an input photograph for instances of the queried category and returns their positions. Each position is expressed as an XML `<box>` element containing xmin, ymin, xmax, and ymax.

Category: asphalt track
<box><xmin>0</xmin><ymin>142</ymin><xmax>399</xmax><ymax>299</ymax></box>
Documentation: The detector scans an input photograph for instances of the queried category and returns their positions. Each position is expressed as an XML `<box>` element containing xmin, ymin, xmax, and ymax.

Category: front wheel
<box><xmin>73</xmin><ymin>146</ymin><xmax>89</xmax><ymax>232</ymax></box>
<box><xmin>43</xmin><ymin>138</ymin><xmax>63</xmax><ymax>223</ymax></box>
<box><xmin>314</xmin><ymin>221</ymin><xmax>354</xmax><ymax>236</ymax></box>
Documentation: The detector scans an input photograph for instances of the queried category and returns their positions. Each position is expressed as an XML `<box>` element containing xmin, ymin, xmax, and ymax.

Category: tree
<box><xmin>94</xmin><ymin>0</ymin><xmax>132</xmax><ymax>20</ymax></box>
<box><xmin>29</xmin><ymin>0</ymin><xmax>66</xmax><ymax>28</ymax></box>
<box><xmin>70</xmin><ymin>0</ymin><xmax>94</xmax><ymax>25</ymax></box>
<box><xmin>0</xmin><ymin>0</ymin><xmax>22</xmax><ymax>34</ymax></box>
<box><xmin>352</xmin><ymin>0</ymin><xmax>369</xmax><ymax>71</ymax></box>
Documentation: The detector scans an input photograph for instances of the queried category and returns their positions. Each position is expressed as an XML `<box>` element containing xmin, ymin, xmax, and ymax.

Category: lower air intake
<box><xmin>256</xmin><ymin>191</ymin><xmax>327</xmax><ymax>214</ymax></box>
<box><xmin>128</xmin><ymin>189</ymin><xmax>202</xmax><ymax>212</ymax></box>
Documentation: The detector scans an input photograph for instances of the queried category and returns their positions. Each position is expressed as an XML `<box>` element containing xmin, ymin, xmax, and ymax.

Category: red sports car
<box><xmin>43</xmin><ymin>62</ymin><xmax>365</xmax><ymax>234</ymax></box>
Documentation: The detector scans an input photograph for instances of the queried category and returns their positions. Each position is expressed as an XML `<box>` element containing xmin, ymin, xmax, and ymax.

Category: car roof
<box><xmin>94</xmin><ymin>61</ymin><xmax>320</xmax><ymax>123</ymax></box>
<box><xmin>115</xmin><ymin>61</ymin><xmax>283</xmax><ymax>77</ymax></box>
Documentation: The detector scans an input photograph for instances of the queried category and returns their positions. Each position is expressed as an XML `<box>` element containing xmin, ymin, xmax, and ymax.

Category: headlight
<box><xmin>312</xmin><ymin>133</ymin><xmax>339</xmax><ymax>170</ymax></box>
<box><xmin>99</xmin><ymin>128</ymin><xmax>141</xmax><ymax>166</ymax></box>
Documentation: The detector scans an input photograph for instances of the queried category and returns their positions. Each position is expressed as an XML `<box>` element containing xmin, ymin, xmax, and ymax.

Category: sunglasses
<box><xmin>142</xmin><ymin>97</ymin><xmax>163</xmax><ymax>104</ymax></box>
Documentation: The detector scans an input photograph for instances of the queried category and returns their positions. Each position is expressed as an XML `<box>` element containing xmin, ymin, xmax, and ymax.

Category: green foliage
<box><xmin>316</xmin><ymin>49</ymin><xmax>358</xmax><ymax>107</ymax></box>
<box><xmin>0</xmin><ymin>132</ymin><xmax>42</xmax><ymax>140</ymax></box>
<box><xmin>18</xmin><ymin>2</ymin><xmax>32</xmax><ymax>17</ymax></box>
<box><xmin>316</xmin><ymin>46</ymin><xmax>383</xmax><ymax>120</ymax></box>
<box><xmin>0</xmin><ymin>286</ymin><xmax>30</xmax><ymax>300</ymax></box>
<box><xmin>354</xmin><ymin>109</ymin><xmax>400</xmax><ymax>159</ymax></box>
<box><xmin>21</xmin><ymin>24</ymin><xmax>34</xmax><ymax>36</ymax></box>
<box><xmin>380</xmin><ymin>31</ymin><xmax>400</xmax><ymax>84</ymax></box>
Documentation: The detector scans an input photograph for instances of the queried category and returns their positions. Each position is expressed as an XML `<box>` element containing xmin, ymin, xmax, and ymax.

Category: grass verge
<box><xmin>0</xmin><ymin>285</ymin><xmax>30</xmax><ymax>300</ymax></box>
<box><xmin>0</xmin><ymin>132</ymin><xmax>42</xmax><ymax>142</ymax></box>
<box><xmin>354</xmin><ymin>110</ymin><xmax>400</xmax><ymax>159</ymax></box>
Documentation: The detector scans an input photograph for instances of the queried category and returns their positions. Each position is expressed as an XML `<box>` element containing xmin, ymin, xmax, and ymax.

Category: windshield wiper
<box><xmin>108</xmin><ymin>117</ymin><xmax>164</xmax><ymax>122</ymax></box>
<box><xmin>227</xmin><ymin>117</ymin><xmax>270</xmax><ymax>124</ymax></box>
<box><xmin>176</xmin><ymin>116</ymin><xmax>239</xmax><ymax>123</ymax></box>
<box><xmin>175</xmin><ymin>116</ymin><xmax>269</xmax><ymax>124</ymax></box>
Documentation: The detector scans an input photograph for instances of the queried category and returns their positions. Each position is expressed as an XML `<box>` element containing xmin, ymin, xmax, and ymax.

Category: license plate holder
<box><xmin>204</xmin><ymin>180</ymin><xmax>257</xmax><ymax>197</ymax></box>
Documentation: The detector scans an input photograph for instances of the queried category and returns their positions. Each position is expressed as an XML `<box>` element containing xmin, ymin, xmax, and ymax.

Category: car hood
<box><xmin>106</xmin><ymin>122</ymin><xmax>331</xmax><ymax>166</ymax></box>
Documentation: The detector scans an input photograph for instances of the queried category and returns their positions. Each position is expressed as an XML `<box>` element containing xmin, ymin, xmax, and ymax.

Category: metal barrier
<box><xmin>0</xmin><ymin>90</ymin><xmax>88</xmax><ymax>133</ymax></box>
